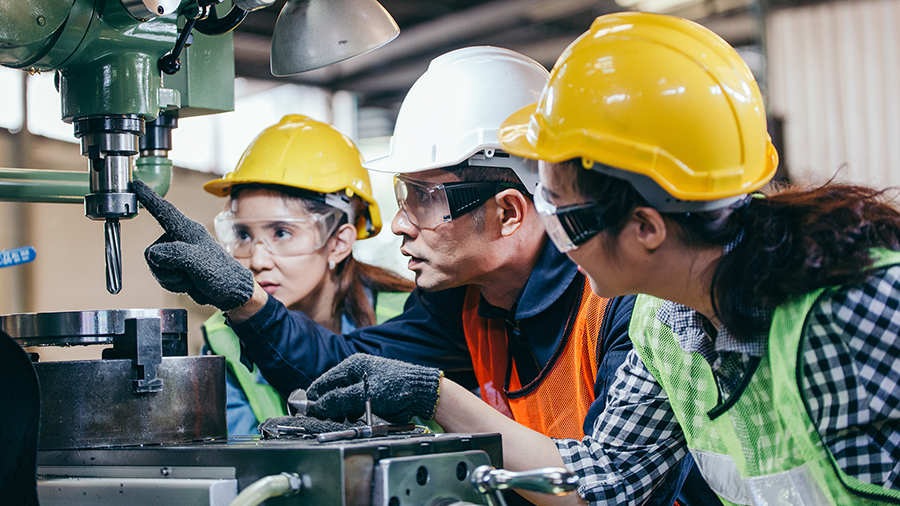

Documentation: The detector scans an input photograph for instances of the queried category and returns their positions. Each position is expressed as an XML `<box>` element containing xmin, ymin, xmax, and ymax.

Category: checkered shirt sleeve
<box><xmin>802</xmin><ymin>265</ymin><xmax>900</xmax><ymax>490</ymax></box>
<box><xmin>555</xmin><ymin>348</ymin><xmax>687</xmax><ymax>505</ymax></box>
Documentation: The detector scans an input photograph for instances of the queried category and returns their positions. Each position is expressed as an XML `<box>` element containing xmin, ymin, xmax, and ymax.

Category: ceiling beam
<box><xmin>230</xmin><ymin>0</ymin><xmax>758</xmax><ymax>109</ymax></box>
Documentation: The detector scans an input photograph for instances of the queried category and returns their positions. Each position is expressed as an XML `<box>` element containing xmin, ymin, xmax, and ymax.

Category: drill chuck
<box><xmin>74</xmin><ymin>115</ymin><xmax>144</xmax><ymax>294</ymax></box>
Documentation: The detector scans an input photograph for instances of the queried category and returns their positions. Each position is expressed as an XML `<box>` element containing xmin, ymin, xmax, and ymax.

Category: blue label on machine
<box><xmin>0</xmin><ymin>246</ymin><xmax>36</xmax><ymax>268</ymax></box>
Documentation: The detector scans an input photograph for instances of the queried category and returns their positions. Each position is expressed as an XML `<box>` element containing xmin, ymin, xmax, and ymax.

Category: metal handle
<box><xmin>471</xmin><ymin>465</ymin><xmax>578</xmax><ymax>506</ymax></box>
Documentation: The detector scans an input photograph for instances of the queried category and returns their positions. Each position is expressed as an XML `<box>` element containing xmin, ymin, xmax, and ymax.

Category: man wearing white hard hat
<box><xmin>133</xmin><ymin>46</ymin><xmax>698</xmax><ymax>506</ymax></box>
<box><xmin>234</xmin><ymin>46</ymin><xmax>696</xmax><ymax>505</ymax></box>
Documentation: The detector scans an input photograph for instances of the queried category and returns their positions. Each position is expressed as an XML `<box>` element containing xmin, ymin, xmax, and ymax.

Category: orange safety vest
<box><xmin>461</xmin><ymin>279</ymin><xmax>608</xmax><ymax>439</ymax></box>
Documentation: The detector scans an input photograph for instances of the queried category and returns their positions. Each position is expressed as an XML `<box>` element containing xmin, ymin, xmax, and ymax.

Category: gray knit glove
<box><xmin>259</xmin><ymin>414</ymin><xmax>365</xmax><ymax>439</ymax></box>
<box><xmin>133</xmin><ymin>180</ymin><xmax>254</xmax><ymax>311</ymax></box>
<box><xmin>307</xmin><ymin>354</ymin><xmax>443</xmax><ymax>424</ymax></box>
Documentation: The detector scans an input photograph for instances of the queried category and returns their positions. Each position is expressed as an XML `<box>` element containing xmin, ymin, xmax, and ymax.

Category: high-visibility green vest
<box><xmin>374</xmin><ymin>291</ymin><xmax>410</xmax><ymax>324</ymax></box>
<box><xmin>629</xmin><ymin>249</ymin><xmax>900</xmax><ymax>506</ymax></box>
<box><xmin>203</xmin><ymin>291</ymin><xmax>411</xmax><ymax>427</ymax></box>
<box><xmin>203</xmin><ymin>312</ymin><xmax>288</xmax><ymax>423</ymax></box>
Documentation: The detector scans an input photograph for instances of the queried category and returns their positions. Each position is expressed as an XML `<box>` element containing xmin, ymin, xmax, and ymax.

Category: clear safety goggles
<box><xmin>393</xmin><ymin>174</ymin><xmax>527</xmax><ymax>230</ymax></box>
<box><xmin>213</xmin><ymin>208</ymin><xmax>343</xmax><ymax>258</ymax></box>
<box><xmin>533</xmin><ymin>183</ymin><xmax>607</xmax><ymax>253</ymax></box>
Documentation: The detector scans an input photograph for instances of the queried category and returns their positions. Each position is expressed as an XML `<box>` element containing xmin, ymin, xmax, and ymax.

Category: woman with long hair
<box><xmin>497</xmin><ymin>11</ymin><xmax>900</xmax><ymax>505</ymax></box>
<box><xmin>202</xmin><ymin>115</ymin><xmax>414</xmax><ymax>435</ymax></box>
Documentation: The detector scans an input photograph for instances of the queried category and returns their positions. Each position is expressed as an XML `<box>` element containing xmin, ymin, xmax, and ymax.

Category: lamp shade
<box><xmin>270</xmin><ymin>0</ymin><xmax>400</xmax><ymax>76</ymax></box>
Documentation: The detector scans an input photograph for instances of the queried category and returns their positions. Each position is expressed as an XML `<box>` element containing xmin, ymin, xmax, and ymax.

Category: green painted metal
<box><xmin>0</xmin><ymin>0</ymin><xmax>198</xmax><ymax>120</ymax></box>
<box><xmin>36</xmin><ymin>0</ymin><xmax>104</xmax><ymax>73</ymax></box>
<box><xmin>0</xmin><ymin>162</ymin><xmax>172</xmax><ymax>203</ymax></box>
<box><xmin>0</xmin><ymin>0</ymin><xmax>234</xmax><ymax>204</ymax></box>
<box><xmin>59</xmin><ymin>50</ymin><xmax>175</xmax><ymax>121</ymax></box>
<box><xmin>134</xmin><ymin>156</ymin><xmax>173</xmax><ymax>196</ymax></box>
<box><xmin>162</xmin><ymin>25</ymin><xmax>235</xmax><ymax>117</ymax></box>
<box><xmin>0</xmin><ymin>168</ymin><xmax>89</xmax><ymax>203</ymax></box>
<box><xmin>0</xmin><ymin>0</ymin><xmax>73</xmax><ymax>68</ymax></box>
<box><xmin>56</xmin><ymin>4</ymin><xmax>180</xmax><ymax>121</ymax></box>
<box><xmin>1</xmin><ymin>0</ymin><xmax>236</xmax><ymax>123</ymax></box>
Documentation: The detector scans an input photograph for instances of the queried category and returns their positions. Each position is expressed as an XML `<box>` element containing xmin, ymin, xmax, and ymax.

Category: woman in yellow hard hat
<box><xmin>202</xmin><ymin>115</ymin><xmax>414</xmax><ymax>436</ymax></box>
<box><xmin>498</xmin><ymin>11</ymin><xmax>900</xmax><ymax>506</ymax></box>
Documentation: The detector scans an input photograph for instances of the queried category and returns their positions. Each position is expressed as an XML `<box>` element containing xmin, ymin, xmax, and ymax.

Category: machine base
<box><xmin>37</xmin><ymin>432</ymin><xmax>503</xmax><ymax>506</ymax></box>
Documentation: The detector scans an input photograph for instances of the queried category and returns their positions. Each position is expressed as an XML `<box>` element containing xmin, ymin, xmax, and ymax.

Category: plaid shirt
<box><xmin>556</xmin><ymin>265</ymin><xmax>900</xmax><ymax>504</ymax></box>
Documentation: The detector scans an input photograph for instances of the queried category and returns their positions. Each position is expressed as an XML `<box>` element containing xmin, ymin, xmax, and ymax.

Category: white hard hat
<box><xmin>364</xmin><ymin>46</ymin><xmax>549</xmax><ymax>193</ymax></box>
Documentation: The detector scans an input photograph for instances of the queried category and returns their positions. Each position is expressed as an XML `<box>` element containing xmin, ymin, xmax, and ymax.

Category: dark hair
<box><xmin>333</xmin><ymin>257</ymin><xmax>415</xmax><ymax>328</ymax></box>
<box><xmin>229</xmin><ymin>184</ymin><xmax>414</xmax><ymax>328</ymax></box>
<box><xmin>562</xmin><ymin>161</ymin><xmax>900</xmax><ymax>342</ymax></box>
<box><xmin>447</xmin><ymin>164</ymin><xmax>524</xmax><ymax>185</ymax></box>
<box><xmin>445</xmin><ymin>163</ymin><xmax>527</xmax><ymax>232</ymax></box>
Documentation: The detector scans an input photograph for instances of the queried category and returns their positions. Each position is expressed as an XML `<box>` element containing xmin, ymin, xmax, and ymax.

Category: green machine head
<box><xmin>0</xmin><ymin>0</ymin><xmax>244</xmax><ymax>294</ymax></box>
<box><xmin>0</xmin><ymin>0</ymin><xmax>399</xmax><ymax>294</ymax></box>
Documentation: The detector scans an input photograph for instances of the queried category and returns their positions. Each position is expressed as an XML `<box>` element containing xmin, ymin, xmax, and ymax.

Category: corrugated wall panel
<box><xmin>768</xmin><ymin>0</ymin><xmax>900</xmax><ymax>188</ymax></box>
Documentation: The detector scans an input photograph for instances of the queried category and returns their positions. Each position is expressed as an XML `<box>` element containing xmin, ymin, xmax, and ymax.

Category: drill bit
<box><xmin>364</xmin><ymin>371</ymin><xmax>373</xmax><ymax>426</ymax></box>
<box><xmin>105</xmin><ymin>218</ymin><xmax>122</xmax><ymax>294</ymax></box>
<box><xmin>315</xmin><ymin>423</ymin><xmax>415</xmax><ymax>443</ymax></box>
<box><xmin>275</xmin><ymin>425</ymin><xmax>309</xmax><ymax>435</ymax></box>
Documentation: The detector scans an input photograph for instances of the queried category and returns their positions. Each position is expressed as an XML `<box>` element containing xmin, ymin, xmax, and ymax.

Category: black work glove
<box><xmin>307</xmin><ymin>354</ymin><xmax>443</xmax><ymax>424</ymax></box>
<box><xmin>133</xmin><ymin>180</ymin><xmax>254</xmax><ymax>311</ymax></box>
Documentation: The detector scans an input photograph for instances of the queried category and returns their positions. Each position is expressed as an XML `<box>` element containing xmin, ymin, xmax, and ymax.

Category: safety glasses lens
<box><xmin>558</xmin><ymin>206</ymin><xmax>605</xmax><ymax>247</ymax></box>
<box><xmin>534</xmin><ymin>185</ymin><xmax>578</xmax><ymax>252</ymax></box>
<box><xmin>393</xmin><ymin>176</ymin><xmax>452</xmax><ymax>229</ymax></box>
<box><xmin>214</xmin><ymin>211</ymin><xmax>340</xmax><ymax>258</ymax></box>
<box><xmin>534</xmin><ymin>184</ymin><xmax>606</xmax><ymax>252</ymax></box>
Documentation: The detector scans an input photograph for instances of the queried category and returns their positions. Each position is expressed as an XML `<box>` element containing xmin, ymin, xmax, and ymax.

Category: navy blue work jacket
<box><xmin>231</xmin><ymin>238</ymin><xmax>622</xmax><ymax>433</ymax></box>
<box><xmin>230</xmin><ymin>238</ymin><xmax>693</xmax><ymax>506</ymax></box>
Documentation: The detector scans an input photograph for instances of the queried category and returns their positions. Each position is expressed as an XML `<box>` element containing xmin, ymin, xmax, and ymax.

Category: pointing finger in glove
<box><xmin>132</xmin><ymin>179</ymin><xmax>255</xmax><ymax>312</ymax></box>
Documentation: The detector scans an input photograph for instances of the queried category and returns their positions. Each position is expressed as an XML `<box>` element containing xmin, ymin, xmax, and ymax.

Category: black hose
<box><xmin>194</xmin><ymin>4</ymin><xmax>248</xmax><ymax>35</ymax></box>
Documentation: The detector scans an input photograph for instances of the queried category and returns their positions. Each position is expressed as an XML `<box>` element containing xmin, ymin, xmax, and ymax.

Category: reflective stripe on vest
<box><xmin>461</xmin><ymin>279</ymin><xmax>608</xmax><ymax>439</ymax></box>
<box><xmin>629</xmin><ymin>248</ymin><xmax>900</xmax><ymax>506</ymax></box>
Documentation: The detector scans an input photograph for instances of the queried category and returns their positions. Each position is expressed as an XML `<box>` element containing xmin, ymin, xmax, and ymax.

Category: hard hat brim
<box><xmin>365</xmin><ymin>150</ymin><xmax>484</xmax><ymax>174</ymax></box>
<box><xmin>203</xmin><ymin>178</ymin><xmax>236</xmax><ymax>197</ymax></box>
<box><xmin>498</xmin><ymin>104</ymin><xmax>541</xmax><ymax>161</ymax></box>
<box><xmin>499</xmin><ymin>102</ymin><xmax>779</xmax><ymax>205</ymax></box>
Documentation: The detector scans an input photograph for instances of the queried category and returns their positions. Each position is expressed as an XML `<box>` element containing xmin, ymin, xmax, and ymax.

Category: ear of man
<box><xmin>492</xmin><ymin>189</ymin><xmax>532</xmax><ymax>237</ymax></box>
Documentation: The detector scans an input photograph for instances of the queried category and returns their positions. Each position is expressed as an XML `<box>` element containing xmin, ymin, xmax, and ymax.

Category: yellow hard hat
<box><xmin>499</xmin><ymin>12</ymin><xmax>778</xmax><ymax>204</ymax></box>
<box><xmin>204</xmin><ymin>115</ymin><xmax>381</xmax><ymax>239</ymax></box>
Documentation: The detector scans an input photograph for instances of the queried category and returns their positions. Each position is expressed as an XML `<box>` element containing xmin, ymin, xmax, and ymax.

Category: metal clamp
<box><xmin>107</xmin><ymin>317</ymin><xmax>164</xmax><ymax>394</ymax></box>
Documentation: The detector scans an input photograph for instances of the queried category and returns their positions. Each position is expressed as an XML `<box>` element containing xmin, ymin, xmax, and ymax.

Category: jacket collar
<box><xmin>477</xmin><ymin>237</ymin><xmax>579</xmax><ymax>321</ymax></box>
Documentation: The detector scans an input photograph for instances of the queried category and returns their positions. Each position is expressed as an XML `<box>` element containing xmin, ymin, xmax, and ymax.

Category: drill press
<box><xmin>0</xmin><ymin>0</ymin><xmax>402</xmax><ymax>293</ymax></box>
<box><xmin>0</xmin><ymin>5</ymin><xmax>585</xmax><ymax>506</ymax></box>
<box><xmin>0</xmin><ymin>0</ymin><xmax>235</xmax><ymax>294</ymax></box>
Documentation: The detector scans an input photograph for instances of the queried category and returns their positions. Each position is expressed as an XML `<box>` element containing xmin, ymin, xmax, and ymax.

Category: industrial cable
<box><xmin>227</xmin><ymin>472</ymin><xmax>303</xmax><ymax>506</ymax></box>
<box><xmin>194</xmin><ymin>4</ymin><xmax>248</xmax><ymax>35</ymax></box>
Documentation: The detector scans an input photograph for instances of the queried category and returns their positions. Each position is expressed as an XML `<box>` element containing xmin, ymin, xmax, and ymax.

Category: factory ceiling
<box><xmin>231</xmin><ymin>0</ymin><xmax>770</xmax><ymax>110</ymax></box>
